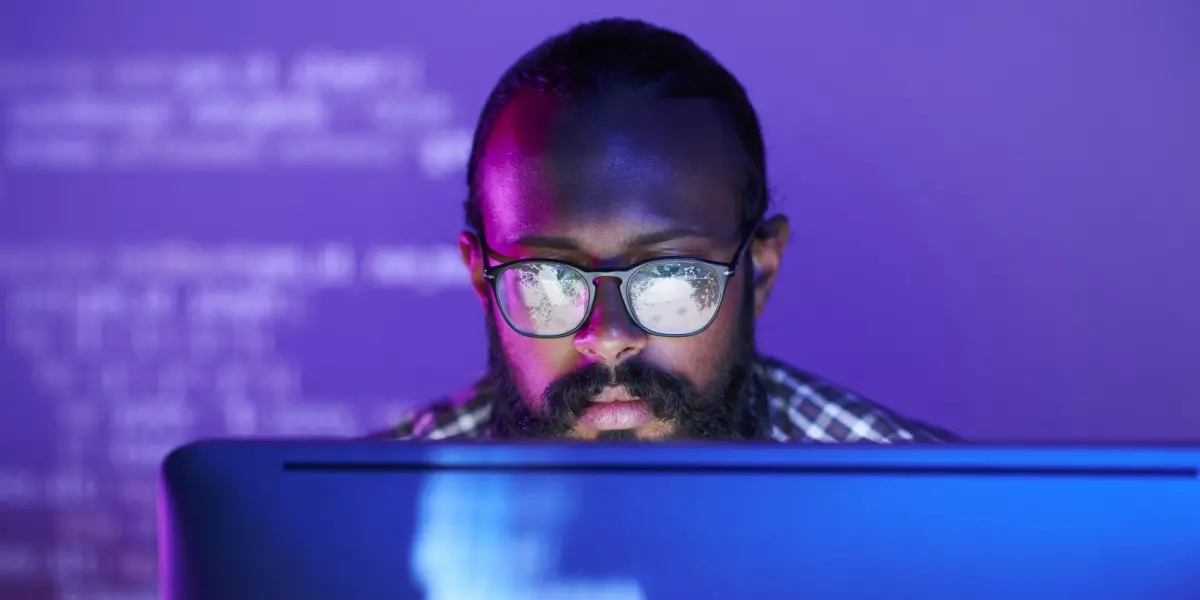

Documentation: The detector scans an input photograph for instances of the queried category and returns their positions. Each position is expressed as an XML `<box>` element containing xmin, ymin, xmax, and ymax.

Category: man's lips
<box><xmin>578</xmin><ymin>386</ymin><xmax>653</xmax><ymax>430</ymax></box>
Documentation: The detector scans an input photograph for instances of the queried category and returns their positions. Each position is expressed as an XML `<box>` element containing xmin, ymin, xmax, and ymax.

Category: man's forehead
<box><xmin>477</xmin><ymin>91</ymin><xmax>745</xmax><ymax>246</ymax></box>
<box><xmin>495</xmin><ymin>211</ymin><xmax>727</xmax><ymax>254</ymax></box>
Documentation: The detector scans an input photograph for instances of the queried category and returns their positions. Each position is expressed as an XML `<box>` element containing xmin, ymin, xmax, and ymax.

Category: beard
<box><xmin>485</xmin><ymin>277</ymin><xmax>763</xmax><ymax>442</ymax></box>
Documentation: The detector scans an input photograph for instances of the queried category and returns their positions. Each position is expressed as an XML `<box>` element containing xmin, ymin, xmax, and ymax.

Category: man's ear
<box><xmin>750</xmin><ymin>215</ymin><xmax>790</xmax><ymax>317</ymax></box>
<box><xmin>459</xmin><ymin>231</ymin><xmax>490</xmax><ymax>308</ymax></box>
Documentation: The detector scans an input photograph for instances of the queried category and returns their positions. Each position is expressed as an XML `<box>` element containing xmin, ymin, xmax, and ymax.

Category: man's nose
<box><xmin>572</xmin><ymin>277</ymin><xmax>648</xmax><ymax>365</ymax></box>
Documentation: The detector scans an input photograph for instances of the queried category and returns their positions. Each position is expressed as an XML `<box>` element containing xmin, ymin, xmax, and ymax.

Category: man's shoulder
<box><xmin>754</xmin><ymin>355</ymin><xmax>960</xmax><ymax>443</ymax></box>
<box><xmin>369</xmin><ymin>381</ymin><xmax>493</xmax><ymax>441</ymax></box>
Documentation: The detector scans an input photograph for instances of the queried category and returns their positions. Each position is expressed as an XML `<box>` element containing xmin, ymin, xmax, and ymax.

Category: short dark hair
<box><xmin>464</xmin><ymin>18</ymin><xmax>769</xmax><ymax>238</ymax></box>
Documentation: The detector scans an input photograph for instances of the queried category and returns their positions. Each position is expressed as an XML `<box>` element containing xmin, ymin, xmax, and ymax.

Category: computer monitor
<box><xmin>158</xmin><ymin>440</ymin><xmax>1200</xmax><ymax>600</ymax></box>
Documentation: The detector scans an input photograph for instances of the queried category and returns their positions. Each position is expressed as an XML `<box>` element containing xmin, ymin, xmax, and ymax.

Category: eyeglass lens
<box><xmin>493</xmin><ymin>260</ymin><xmax>724</xmax><ymax>336</ymax></box>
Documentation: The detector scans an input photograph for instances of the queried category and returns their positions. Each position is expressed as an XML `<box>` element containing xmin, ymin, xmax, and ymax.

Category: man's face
<box><xmin>462</xmin><ymin>91</ymin><xmax>787</xmax><ymax>441</ymax></box>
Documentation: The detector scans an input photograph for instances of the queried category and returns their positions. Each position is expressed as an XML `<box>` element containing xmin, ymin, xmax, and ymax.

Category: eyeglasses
<box><xmin>479</xmin><ymin>226</ymin><xmax>758</xmax><ymax>338</ymax></box>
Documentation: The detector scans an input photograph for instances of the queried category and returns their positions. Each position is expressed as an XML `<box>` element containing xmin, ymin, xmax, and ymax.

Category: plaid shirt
<box><xmin>379</xmin><ymin>355</ymin><xmax>958</xmax><ymax>443</ymax></box>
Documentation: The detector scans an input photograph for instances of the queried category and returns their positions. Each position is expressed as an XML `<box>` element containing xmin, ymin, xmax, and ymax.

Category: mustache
<box><xmin>543</xmin><ymin>360</ymin><xmax>697</xmax><ymax>426</ymax></box>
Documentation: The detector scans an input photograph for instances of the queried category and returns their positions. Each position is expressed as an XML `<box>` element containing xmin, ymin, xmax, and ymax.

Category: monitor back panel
<box><xmin>159</xmin><ymin>442</ymin><xmax>1200</xmax><ymax>600</ymax></box>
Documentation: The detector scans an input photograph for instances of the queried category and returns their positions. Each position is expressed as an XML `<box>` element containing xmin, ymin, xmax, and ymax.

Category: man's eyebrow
<box><xmin>511</xmin><ymin>227</ymin><xmax>710</xmax><ymax>250</ymax></box>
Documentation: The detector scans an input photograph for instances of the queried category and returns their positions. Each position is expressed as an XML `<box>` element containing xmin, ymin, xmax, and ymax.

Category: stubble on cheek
<box><xmin>501</xmin><ymin>335</ymin><xmax>573</xmax><ymax>415</ymax></box>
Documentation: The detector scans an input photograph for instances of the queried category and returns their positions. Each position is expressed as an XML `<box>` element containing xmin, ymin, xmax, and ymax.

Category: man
<box><xmin>384</xmin><ymin>18</ymin><xmax>956</xmax><ymax>443</ymax></box>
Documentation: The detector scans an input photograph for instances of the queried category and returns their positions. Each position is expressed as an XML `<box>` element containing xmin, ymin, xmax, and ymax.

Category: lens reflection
<box><xmin>628</xmin><ymin>261</ymin><xmax>722</xmax><ymax>335</ymax></box>
<box><xmin>495</xmin><ymin>263</ymin><xmax>589</xmax><ymax>335</ymax></box>
<box><xmin>494</xmin><ymin>260</ymin><xmax>724</xmax><ymax>337</ymax></box>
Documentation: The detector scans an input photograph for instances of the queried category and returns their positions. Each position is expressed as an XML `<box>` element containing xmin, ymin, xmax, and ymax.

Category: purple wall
<box><xmin>0</xmin><ymin>0</ymin><xmax>1197</xmax><ymax>597</ymax></box>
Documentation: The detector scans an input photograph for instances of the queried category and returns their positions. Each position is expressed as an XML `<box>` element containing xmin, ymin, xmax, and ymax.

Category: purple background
<box><xmin>0</xmin><ymin>1</ymin><xmax>1197</xmax><ymax>598</ymax></box>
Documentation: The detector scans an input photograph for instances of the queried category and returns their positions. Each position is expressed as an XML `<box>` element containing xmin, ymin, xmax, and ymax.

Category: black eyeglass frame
<box><xmin>478</xmin><ymin>224</ymin><xmax>760</xmax><ymax>339</ymax></box>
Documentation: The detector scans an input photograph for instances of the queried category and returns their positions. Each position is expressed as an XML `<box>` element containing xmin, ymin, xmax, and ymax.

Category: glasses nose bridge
<box><xmin>584</xmin><ymin>267</ymin><xmax>634</xmax><ymax>289</ymax></box>
<box><xmin>584</xmin><ymin>269</ymin><xmax>635</xmax><ymax>317</ymax></box>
